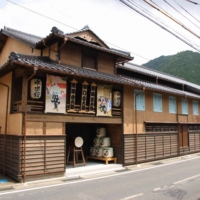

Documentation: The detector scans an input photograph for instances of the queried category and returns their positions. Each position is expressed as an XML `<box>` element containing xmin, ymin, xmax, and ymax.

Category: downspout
<box><xmin>23</xmin><ymin>66</ymin><xmax>38</xmax><ymax>183</ymax></box>
<box><xmin>0</xmin><ymin>82</ymin><xmax>9</xmax><ymax>176</ymax></box>
<box><xmin>176</xmin><ymin>94</ymin><xmax>187</xmax><ymax>157</ymax></box>
<box><xmin>135</xmin><ymin>87</ymin><xmax>145</xmax><ymax>165</ymax></box>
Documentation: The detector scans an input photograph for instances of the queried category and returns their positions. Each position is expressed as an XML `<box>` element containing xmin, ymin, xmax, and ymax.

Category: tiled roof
<box><xmin>117</xmin><ymin>62</ymin><xmax>200</xmax><ymax>91</ymax></box>
<box><xmin>1</xmin><ymin>52</ymin><xmax>200</xmax><ymax>100</ymax></box>
<box><xmin>42</xmin><ymin>26</ymin><xmax>132</xmax><ymax>59</ymax></box>
<box><xmin>1</xmin><ymin>27</ymin><xmax>42</xmax><ymax>47</ymax></box>
<box><xmin>1</xmin><ymin>26</ymin><xmax>132</xmax><ymax>60</ymax></box>
<box><xmin>2</xmin><ymin>52</ymin><xmax>139</xmax><ymax>86</ymax></box>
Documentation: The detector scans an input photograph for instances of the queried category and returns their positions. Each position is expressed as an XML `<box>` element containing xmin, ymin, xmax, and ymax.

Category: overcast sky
<box><xmin>0</xmin><ymin>0</ymin><xmax>200</xmax><ymax>65</ymax></box>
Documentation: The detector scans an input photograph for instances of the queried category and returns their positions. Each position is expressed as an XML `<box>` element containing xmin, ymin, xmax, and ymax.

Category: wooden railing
<box><xmin>14</xmin><ymin>101</ymin><xmax>44</xmax><ymax>113</ymax></box>
<box><xmin>13</xmin><ymin>101</ymin><xmax>122</xmax><ymax>117</ymax></box>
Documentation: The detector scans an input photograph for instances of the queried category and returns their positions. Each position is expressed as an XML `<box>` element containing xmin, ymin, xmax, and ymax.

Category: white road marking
<box><xmin>153</xmin><ymin>187</ymin><xmax>161</xmax><ymax>191</ymax></box>
<box><xmin>0</xmin><ymin>156</ymin><xmax>199</xmax><ymax>196</ymax></box>
<box><xmin>121</xmin><ymin>193</ymin><xmax>143</xmax><ymax>199</ymax></box>
<box><xmin>174</xmin><ymin>174</ymin><xmax>200</xmax><ymax>185</ymax></box>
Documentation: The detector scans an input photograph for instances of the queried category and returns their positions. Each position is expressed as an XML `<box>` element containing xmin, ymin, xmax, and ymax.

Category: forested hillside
<box><xmin>143</xmin><ymin>51</ymin><xmax>200</xmax><ymax>85</ymax></box>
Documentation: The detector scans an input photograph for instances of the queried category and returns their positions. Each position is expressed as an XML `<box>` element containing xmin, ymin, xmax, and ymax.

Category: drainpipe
<box><xmin>135</xmin><ymin>87</ymin><xmax>145</xmax><ymax>165</ymax></box>
<box><xmin>0</xmin><ymin>82</ymin><xmax>9</xmax><ymax>176</ymax></box>
<box><xmin>156</xmin><ymin>77</ymin><xmax>158</xmax><ymax>85</ymax></box>
<box><xmin>176</xmin><ymin>95</ymin><xmax>187</xmax><ymax>156</ymax></box>
<box><xmin>23</xmin><ymin>66</ymin><xmax>38</xmax><ymax>183</ymax></box>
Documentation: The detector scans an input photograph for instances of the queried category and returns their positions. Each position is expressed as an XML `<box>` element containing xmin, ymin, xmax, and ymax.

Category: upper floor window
<box><xmin>182</xmin><ymin>99</ymin><xmax>188</xmax><ymax>114</ymax></box>
<box><xmin>82</xmin><ymin>48</ymin><xmax>96</xmax><ymax>70</ymax></box>
<box><xmin>193</xmin><ymin>100</ymin><xmax>199</xmax><ymax>115</ymax></box>
<box><xmin>134</xmin><ymin>89</ymin><xmax>145</xmax><ymax>111</ymax></box>
<box><xmin>153</xmin><ymin>93</ymin><xmax>162</xmax><ymax>112</ymax></box>
<box><xmin>169</xmin><ymin>96</ymin><xmax>176</xmax><ymax>114</ymax></box>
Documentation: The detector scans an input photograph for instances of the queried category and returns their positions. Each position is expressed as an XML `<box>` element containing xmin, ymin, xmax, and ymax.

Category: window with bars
<box><xmin>188</xmin><ymin>125</ymin><xmax>200</xmax><ymax>131</ymax></box>
<box><xmin>145</xmin><ymin>123</ymin><xmax>178</xmax><ymax>132</ymax></box>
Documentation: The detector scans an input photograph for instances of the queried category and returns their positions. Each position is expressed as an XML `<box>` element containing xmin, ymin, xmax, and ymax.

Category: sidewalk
<box><xmin>1</xmin><ymin>153</ymin><xmax>200</xmax><ymax>191</ymax></box>
<box><xmin>0</xmin><ymin>161</ymin><xmax>125</xmax><ymax>190</ymax></box>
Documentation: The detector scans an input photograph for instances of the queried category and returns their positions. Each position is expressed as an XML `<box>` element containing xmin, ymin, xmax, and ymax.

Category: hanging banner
<box><xmin>45</xmin><ymin>74</ymin><xmax>66</xmax><ymax>114</ymax></box>
<box><xmin>96</xmin><ymin>85</ymin><xmax>112</xmax><ymax>117</ymax></box>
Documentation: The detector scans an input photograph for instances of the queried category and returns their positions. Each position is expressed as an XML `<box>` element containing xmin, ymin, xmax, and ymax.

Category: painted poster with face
<box><xmin>45</xmin><ymin>74</ymin><xmax>67</xmax><ymax>114</ymax></box>
<box><xmin>96</xmin><ymin>85</ymin><xmax>112</xmax><ymax>117</ymax></box>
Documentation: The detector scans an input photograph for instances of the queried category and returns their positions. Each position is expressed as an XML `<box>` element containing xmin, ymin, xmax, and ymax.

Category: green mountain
<box><xmin>143</xmin><ymin>50</ymin><xmax>200</xmax><ymax>85</ymax></box>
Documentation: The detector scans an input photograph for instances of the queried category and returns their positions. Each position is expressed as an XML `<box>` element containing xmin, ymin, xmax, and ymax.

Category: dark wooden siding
<box><xmin>124</xmin><ymin>133</ymin><xmax>179</xmax><ymax>165</ymax></box>
<box><xmin>189</xmin><ymin>132</ymin><xmax>200</xmax><ymax>152</ymax></box>
<box><xmin>0</xmin><ymin>135</ymin><xmax>66</xmax><ymax>182</ymax></box>
<box><xmin>0</xmin><ymin>135</ymin><xmax>21</xmax><ymax>181</ymax></box>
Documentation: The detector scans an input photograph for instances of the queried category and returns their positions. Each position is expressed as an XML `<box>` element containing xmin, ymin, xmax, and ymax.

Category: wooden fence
<box><xmin>0</xmin><ymin>135</ymin><xmax>66</xmax><ymax>182</ymax></box>
<box><xmin>124</xmin><ymin>133</ymin><xmax>179</xmax><ymax>165</ymax></box>
<box><xmin>189</xmin><ymin>132</ymin><xmax>200</xmax><ymax>152</ymax></box>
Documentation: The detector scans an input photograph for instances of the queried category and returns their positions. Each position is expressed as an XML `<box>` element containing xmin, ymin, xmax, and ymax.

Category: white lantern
<box><xmin>30</xmin><ymin>79</ymin><xmax>42</xmax><ymax>99</ymax></box>
<box><xmin>112</xmin><ymin>91</ymin><xmax>121</xmax><ymax>107</ymax></box>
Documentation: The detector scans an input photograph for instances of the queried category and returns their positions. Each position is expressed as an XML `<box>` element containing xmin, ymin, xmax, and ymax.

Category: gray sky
<box><xmin>0</xmin><ymin>0</ymin><xmax>200</xmax><ymax>65</ymax></box>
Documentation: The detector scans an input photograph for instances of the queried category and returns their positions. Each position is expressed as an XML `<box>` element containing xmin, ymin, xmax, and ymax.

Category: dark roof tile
<box><xmin>1</xmin><ymin>52</ymin><xmax>200</xmax><ymax>100</ymax></box>
<box><xmin>2</xmin><ymin>27</ymin><xmax>42</xmax><ymax>47</ymax></box>
<box><xmin>117</xmin><ymin>62</ymin><xmax>200</xmax><ymax>91</ymax></box>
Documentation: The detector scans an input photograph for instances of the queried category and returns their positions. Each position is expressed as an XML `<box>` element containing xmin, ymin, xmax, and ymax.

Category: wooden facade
<box><xmin>0</xmin><ymin>26</ymin><xmax>200</xmax><ymax>182</ymax></box>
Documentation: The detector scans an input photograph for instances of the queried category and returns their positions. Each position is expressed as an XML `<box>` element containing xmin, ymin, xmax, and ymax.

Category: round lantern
<box><xmin>112</xmin><ymin>91</ymin><xmax>121</xmax><ymax>107</ymax></box>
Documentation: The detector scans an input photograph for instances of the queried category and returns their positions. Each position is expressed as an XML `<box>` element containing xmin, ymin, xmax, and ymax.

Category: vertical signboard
<box><xmin>45</xmin><ymin>74</ymin><xmax>66</xmax><ymax>114</ymax></box>
<box><xmin>96</xmin><ymin>85</ymin><xmax>112</xmax><ymax>117</ymax></box>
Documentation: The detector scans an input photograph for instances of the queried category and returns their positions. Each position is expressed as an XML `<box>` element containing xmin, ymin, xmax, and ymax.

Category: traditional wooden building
<box><xmin>0</xmin><ymin>25</ymin><xmax>200</xmax><ymax>182</ymax></box>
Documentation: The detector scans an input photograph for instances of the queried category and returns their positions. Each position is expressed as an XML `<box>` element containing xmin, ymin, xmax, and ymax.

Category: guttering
<box><xmin>23</xmin><ymin>65</ymin><xmax>38</xmax><ymax>183</ymax></box>
<box><xmin>135</xmin><ymin>87</ymin><xmax>145</xmax><ymax>165</ymax></box>
<box><xmin>0</xmin><ymin>82</ymin><xmax>9</xmax><ymax>176</ymax></box>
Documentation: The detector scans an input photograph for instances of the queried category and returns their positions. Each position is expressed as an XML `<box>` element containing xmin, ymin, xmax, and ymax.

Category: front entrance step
<box><xmin>65</xmin><ymin>161</ymin><xmax>124</xmax><ymax>178</ymax></box>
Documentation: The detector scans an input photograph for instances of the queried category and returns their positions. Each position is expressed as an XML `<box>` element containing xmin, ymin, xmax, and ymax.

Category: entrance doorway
<box><xmin>66</xmin><ymin>123</ymin><xmax>99</xmax><ymax>160</ymax></box>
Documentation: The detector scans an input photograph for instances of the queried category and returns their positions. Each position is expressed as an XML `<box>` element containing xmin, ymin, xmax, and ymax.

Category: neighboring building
<box><xmin>0</xmin><ymin>26</ymin><xmax>200</xmax><ymax>182</ymax></box>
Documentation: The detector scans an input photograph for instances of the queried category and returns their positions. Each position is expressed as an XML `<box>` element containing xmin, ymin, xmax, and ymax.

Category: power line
<box><xmin>128</xmin><ymin>0</ymin><xmax>200</xmax><ymax>49</ymax></box>
<box><xmin>144</xmin><ymin>0</ymin><xmax>200</xmax><ymax>39</ymax></box>
<box><xmin>7</xmin><ymin>0</ymin><xmax>78</xmax><ymax>31</ymax></box>
<box><xmin>186</xmin><ymin>0</ymin><xmax>200</xmax><ymax>5</ymax></box>
<box><xmin>119</xmin><ymin>0</ymin><xmax>200</xmax><ymax>53</ymax></box>
<box><xmin>164</xmin><ymin>0</ymin><xmax>200</xmax><ymax>30</ymax></box>
<box><xmin>6</xmin><ymin>0</ymin><xmax>150</xmax><ymax>62</ymax></box>
<box><xmin>174</xmin><ymin>0</ymin><xmax>200</xmax><ymax>23</ymax></box>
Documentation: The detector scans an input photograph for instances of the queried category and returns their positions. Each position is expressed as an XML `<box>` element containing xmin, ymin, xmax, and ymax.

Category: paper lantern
<box><xmin>30</xmin><ymin>79</ymin><xmax>42</xmax><ymax>99</ymax></box>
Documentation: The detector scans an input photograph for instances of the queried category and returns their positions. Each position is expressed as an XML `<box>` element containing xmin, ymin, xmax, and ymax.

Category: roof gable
<box><xmin>66</xmin><ymin>25</ymin><xmax>109</xmax><ymax>49</ymax></box>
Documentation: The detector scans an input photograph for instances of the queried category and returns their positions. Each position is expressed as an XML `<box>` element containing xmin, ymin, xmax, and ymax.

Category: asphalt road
<box><xmin>0</xmin><ymin>156</ymin><xmax>200</xmax><ymax>200</ymax></box>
